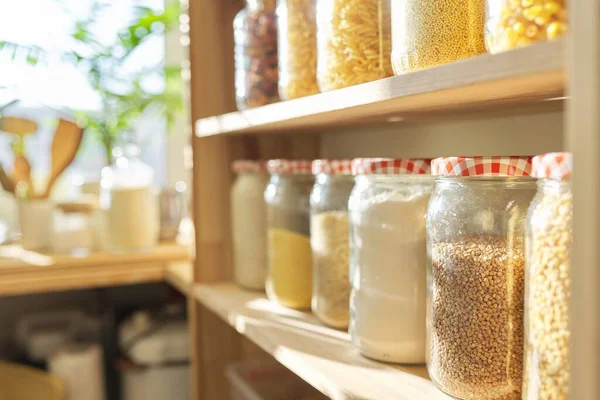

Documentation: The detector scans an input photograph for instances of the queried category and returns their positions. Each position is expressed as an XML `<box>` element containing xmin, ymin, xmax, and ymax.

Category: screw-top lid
<box><xmin>267</xmin><ymin>159</ymin><xmax>313</xmax><ymax>175</ymax></box>
<box><xmin>431</xmin><ymin>156</ymin><xmax>533</xmax><ymax>177</ymax></box>
<box><xmin>232</xmin><ymin>160</ymin><xmax>266</xmax><ymax>173</ymax></box>
<box><xmin>351</xmin><ymin>158</ymin><xmax>431</xmax><ymax>175</ymax></box>
<box><xmin>532</xmin><ymin>152</ymin><xmax>573</xmax><ymax>179</ymax></box>
<box><xmin>56</xmin><ymin>196</ymin><xmax>98</xmax><ymax>214</ymax></box>
<box><xmin>312</xmin><ymin>160</ymin><xmax>353</xmax><ymax>175</ymax></box>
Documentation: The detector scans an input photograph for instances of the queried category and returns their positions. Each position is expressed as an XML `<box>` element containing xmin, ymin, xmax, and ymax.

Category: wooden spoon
<box><xmin>0</xmin><ymin>164</ymin><xmax>16</xmax><ymax>193</ymax></box>
<box><xmin>13</xmin><ymin>155</ymin><xmax>35</xmax><ymax>197</ymax></box>
<box><xmin>0</xmin><ymin>116</ymin><xmax>37</xmax><ymax>135</ymax></box>
<box><xmin>42</xmin><ymin>119</ymin><xmax>84</xmax><ymax>198</ymax></box>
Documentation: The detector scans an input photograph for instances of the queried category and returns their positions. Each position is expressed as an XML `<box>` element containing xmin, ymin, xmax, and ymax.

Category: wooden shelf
<box><xmin>0</xmin><ymin>243</ymin><xmax>190</xmax><ymax>296</ymax></box>
<box><xmin>165</xmin><ymin>260</ymin><xmax>194</xmax><ymax>295</ymax></box>
<box><xmin>195</xmin><ymin>40</ymin><xmax>564</xmax><ymax>137</ymax></box>
<box><xmin>193</xmin><ymin>282</ymin><xmax>450</xmax><ymax>400</ymax></box>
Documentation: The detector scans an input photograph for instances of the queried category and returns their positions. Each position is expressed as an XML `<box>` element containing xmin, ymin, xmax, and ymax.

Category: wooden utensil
<box><xmin>42</xmin><ymin>119</ymin><xmax>84</xmax><ymax>198</ymax></box>
<box><xmin>13</xmin><ymin>155</ymin><xmax>35</xmax><ymax>197</ymax></box>
<box><xmin>0</xmin><ymin>116</ymin><xmax>37</xmax><ymax>135</ymax></box>
<box><xmin>0</xmin><ymin>164</ymin><xmax>15</xmax><ymax>193</ymax></box>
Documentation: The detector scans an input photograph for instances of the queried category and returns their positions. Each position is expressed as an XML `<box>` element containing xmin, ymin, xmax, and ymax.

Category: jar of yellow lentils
<box><xmin>277</xmin><ymin>0</ymin><xmax>319</xmax><ymax>100</ymax></box>
<box><xmin>391</xmin><ymin>0</ymin><xmax>486</xmax><ymax>74</ymax></box>
<box><xmin>485</xmin><ymin>0</ymin><xmax>567</xmax><ymax>53</ymax></box>
<box><xmin>316</xmin><ymin>0</ymin><xmax>393</xmax><ymax>91</ymax></box>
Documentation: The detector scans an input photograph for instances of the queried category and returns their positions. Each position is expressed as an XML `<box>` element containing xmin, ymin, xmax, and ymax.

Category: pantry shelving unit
<box><xmin>187</xmin><ymin>1</ymin><xmax>599</xmax><ymax>399</ymax></box>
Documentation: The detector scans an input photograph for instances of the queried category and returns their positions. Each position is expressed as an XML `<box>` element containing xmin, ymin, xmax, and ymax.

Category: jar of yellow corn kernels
<box><xmin>316</xmin><ymin>0</ymin><xmax>393</xmax><ymax>91</ymax></box>
<box><xmin>391</xmin><ymin>0</ymin><xmax>486</xmax><ymax>74</ymax></box>
<box><xmin>486</xmin><ymin>0</ymin><xmax>567</xmax><ymax>53</ymax></box>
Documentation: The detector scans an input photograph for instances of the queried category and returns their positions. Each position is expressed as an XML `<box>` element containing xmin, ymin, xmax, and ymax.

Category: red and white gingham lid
<box><xmin>431</xmin><ymin>156</ymin><xmax>533</xmax><ymax>177</ymax></box>
<box><xmin>351</xmin><ymin>158</ymin><xmax>432</xmax><ymax>175</ymax></box>
<box><xmin>267</xmin><ymin>159</ymin><xmax>313</xmax><ymax>175</ymax></box>
<box><xmin>532</xmin><ymin>152</ymin><xmax>573</xmax><ymax>179</ymax></box>
<box><xmin>312</xmin><ymin>159</ymin><xmax>353</xmax><ymax>175</ymax></box>
<box><xmin>232</xmin><ymin>160</ymin><xmax>266</xmax><ymax>173</ymax></box>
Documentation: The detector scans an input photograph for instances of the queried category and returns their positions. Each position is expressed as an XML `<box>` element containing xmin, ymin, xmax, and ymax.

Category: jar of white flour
<box><xmin>349</xmin><ymin>158</ymin><xmax>433</xmax><ymax>363</ymax></box>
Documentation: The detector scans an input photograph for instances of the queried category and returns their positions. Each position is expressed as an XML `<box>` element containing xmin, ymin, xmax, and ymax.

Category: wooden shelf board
<box><xmin>165</xmin><ymin>261</ymin><xmax>194</xmax><ymax>295</ymax></box>
<box><xmin>193</xmin><ymin>282</ymin><xmax>451</xmax><ymax>400</ymax></box>
<box><xmin>195</xmin><ymin>40</ymin><xmax>564</xmax><ymax>137</ymax></box>
<box><xmin>0</xmin><ymin>243</ymin><xmax>189</xmax><ymax>296</ymax></box>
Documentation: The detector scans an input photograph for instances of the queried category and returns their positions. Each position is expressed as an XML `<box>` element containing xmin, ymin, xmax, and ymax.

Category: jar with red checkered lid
<box><xmin>427</xmin><ymin>156</ymin><xmax>537</xmax><ymax>400</ymax></box>
<box><xmin>264</xmin><ymin>159</ymin><xmax>314</xmax><ymax>309</ymax></box>
<box><xmin>348</xmin><ymin>158</ymin><xmax>433</xmax><ymax>363</ymax></box>
<box><xmin>524</xmin><ymin>153</ymin><xmax>573</xmax><ymax>400</ymax></box>
<box><xmin>309</xmin><ymin>160</ymin><xmax>354</xmax><ymax>329</ymax></box>
<box><xmin>231</xmin><ymin>160</ymin><xmax>268</xmax><ymax>290</ymax></box>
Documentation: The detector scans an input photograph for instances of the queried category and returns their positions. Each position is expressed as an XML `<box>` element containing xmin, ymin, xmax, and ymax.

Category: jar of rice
<box><xmin>316</xmin><ymin>0</ymin><xmax>393</xmax><ymax>91</ymax></box>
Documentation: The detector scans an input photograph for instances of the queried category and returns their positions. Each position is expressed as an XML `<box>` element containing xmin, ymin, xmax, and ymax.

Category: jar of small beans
<box><xmin>310</xmin><ymin>160</ymin><xmax>354</xmax><ymax>329</ymax></box>
<box><xmin>277</xmin><ymin>0</ymin><xmax>319</xmax><ymax>100</ymax></box>
<box><xmin>523</xmin><ymin>153</ymin><xmax>572</xmax><ymax>400</ymax></box>
<box><xmin>390</xmin><ymin>0</ymin><xmax>486</xmax><ymax>74</ymax></box>
<box><xmin>316</xmin><ymin>0</ymin><xmax>393</xmax><ymax>91</ymax></box>
<box><xmin>234</xmin><ymin>0</ymin><xmax>280</xmax><ymax>110</ymax></box>
<box><xmin>486</xmin><ymin>0</ymin><xmax>567</xmax><ymax>53</ymax></box>
<box><xmin>427</xmin><ymin>156</ymin><xmax>537</xmax><ymax>400</ymax></box>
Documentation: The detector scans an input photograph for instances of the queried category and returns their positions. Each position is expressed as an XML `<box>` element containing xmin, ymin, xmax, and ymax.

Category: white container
<box><xmin>122</xmin><ymin>365</ymin><xmax>190</xmax><ymax>400</ymax></box>
<box><xmin>227</xmin><ymin>359</ymin><xmax>327</xmax><ymax>400</ymax></box>
<box><xmin>348</xmin><ymin>158</ymin><xmax>433</xmax><ymax>364</ymax></box>
<box><xmin>49</xmin><ymin>343</ymin><xmax>106</xmax><ymax>400</ymax></box>
<box><xmin>51</xmin><ymin>200</ymin><xmax>96</xmax><ymax>255</ymax></box>
<box><xmin>231</xmin><ymin>161</ymin><xmax>269</xmax><ymax>290</ymax></box>
<box><xmin>19</xmin><ymin>200</ymin><xmax>53</xmax><ymax>250</ymax></box>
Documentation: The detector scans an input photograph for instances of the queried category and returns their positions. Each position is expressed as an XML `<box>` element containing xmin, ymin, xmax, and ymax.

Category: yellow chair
<box><xmin>0</xmin><ymin>361</ymin><xmax>66</xmax><ymax>400</ymax></box>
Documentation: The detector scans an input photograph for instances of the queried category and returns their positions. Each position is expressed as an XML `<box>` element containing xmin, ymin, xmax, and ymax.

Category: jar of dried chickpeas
<box><xmin>427</xmin><ymin>156</ymin><xmax>536</xmax><ymax>400</ymax></box>
<box><xmin>523</xmin><ymin>153</ymin><xmax>572</xmax><ymax>400</ymax></box>
<box><xmin>391</xmin><ymin>0</ymin><xmax>486</xmax><ymax>74</ymax></box>
<box><xmin>277</xmin><ymin>0</ymin><xmax>319</xmax><ymax>100</ymax></box>
<box><xmin>316</xmin><ymin>0</ymin><xmax>393</xmax><ymax>91</ymax></box>
<box><xmin>486</xmin><ymin>0</ymin><xmax>567</xmax><ymax>53</ymax></box>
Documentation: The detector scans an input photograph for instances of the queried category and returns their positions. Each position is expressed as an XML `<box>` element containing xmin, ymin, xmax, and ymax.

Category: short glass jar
<box><xmin>52</xmin><ymin>199</ymin><xmax>96</xmax><ymax>255</ymax></box>
<box><xmin>349</xmin><ymin>158</ymin><xmax>433</xmax><ymax>363</ymax></box>
<box><xmin>485</xmin><ymin>0</ymin><xmax>567</xmax><ymax>53</ymax></box>
<box><xmin>427</xmin><ymin>156</ymin><xmax>537</xmax><ymax>400</ymax></box>
<box><xmin>277</xmin><ymin>0</ymin><xmax>319</xmax><ymax>100</ymax></box>
<box><xmin>264</xmin><ymin>160</ymin><xmax>314</xmax><ymax>309</ymax></box>
<box><xmin>310</xmin><ymin>160</ymin><xmax>354</xmax><ymax>329</ymax></box>
<box><xmin>523</xmin><ymin>153</ymin><xmax>572</xmax><ymax>400</ymax></box>
<box><xmin>231</xmin><ymin>160</ymin><xmax>269</xmax><ymax>290</ymax></box>
<box><xmin>391</xmin><ymin>0</ymin><xmax>486</xmax><ymax>74</ymax></box>
<box><xmin>316</xmin><ymin>0</ymin><xmax>393</xmax><ymax>91</ymax></box>
<box><xmin>234</xmin><ymin>0</ymin><xmax>280</xmax><ymax>110</ymax></box>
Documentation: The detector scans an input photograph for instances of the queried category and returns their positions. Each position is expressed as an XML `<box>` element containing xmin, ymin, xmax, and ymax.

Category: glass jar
<box><xmin>51</xmin><ymin>200</ymin><xmax>95</xmax><ymax>255</ymax></box>
<box><xmin>100</xmin><ymin>144</ymin><xmax>159</xmax><ymax>252</ymax></box>
<box><xmin>427</xmin><ymin>156</ymin><xmax>536</xmax><ymax>400</ymax></box>
<box><xmin>391</xmin><ymin>0</ymin><xmax>486</xmax><ymax>74</ymax></box>
<box><xmin>310</xmin><ymin>160</ymin><xmax>354</xmax><ymax>329</ymax></box>
<box><xmin>349</xmin><ymin>159</ymin><xmax>433</xmax><ymax>363</ymax></box>
<box><xmin>277</xmin><ymin>0</ymin><xmax>319</xmax><ymax>100</ymax></box>
<box><xmin>231</xmin><ymin>160</ymin><xmax>269</xmax><ymax>290</ymax></box>
<box><xmin>316</xmin><ymin>0</ymin><xmax>393</xmax><ymax>92</ymax></box>
<box><xmin>523</xmin><ymin>153</ymin><xmax>572</xmax><ymax>400</ymax></box>
<box><xmin>234</xmin><ymin>0</ymin><xmax>280</xmax><ymax>110</ymax></box>
<box><xmin>485</xmin><ymin>0</ymin><xmax>567</xmax><ymax>53</ymax></box>
<box><xmin>265</xmin><ymin>160</ymin><xmax>314</xmax><ymax>309</ymax></box>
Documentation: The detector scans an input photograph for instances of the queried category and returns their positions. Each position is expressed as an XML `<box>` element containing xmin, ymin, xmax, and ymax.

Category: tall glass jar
<box><xmin>391</xmin><ymin>0</ymin><xmax>486</xmax><ymax>74</ymax></box>
<box><xmin>231</xmin><ymin>160</ymin><xmax>269</xmax><ymax>290</ymax></box>
<box><xmin>277</xmin><ymin>0</ymin><xmax>319</xmax><ymax>100</ymax></box>
<box><xmin>349</xmin><ymin>158</ymin><xmax>433</xmax><ymax>363</ymax></box>
<box><xmin>427</xmin><ymin>156</ymin><xmax>536</xmax><ymax>400</ymax></box>
<box><xmin>485</xmin><ymin>0</ymin><xmax>567</xmax><ymax>53</ymax></box>
<box><xmin>310</xmin><ymin>160</ymin><xmax>354</xmax><ymax>329</ymax></box>
<box><xmin>523</xmin><ymin>153</ymin><xmax>572</xmax><ymax>400</ymax></box>
<box><xmin>234</xmin><ymin>0</ymin><xmax>280</xmax><ymax>110</ymax></box>
<box><xmin>265</xmin><ymin>160</ymin><xmax>314</xmax><ymax>309</ymax></box>
<box><xmin>316</xmin><ymin>0</ymin><xmax>393</xmax><ymax>92</ymax></box>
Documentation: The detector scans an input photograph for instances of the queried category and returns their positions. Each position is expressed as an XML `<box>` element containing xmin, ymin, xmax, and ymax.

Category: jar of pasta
<box><xmin>391</xmin><ymin>0</ymin><xmax>486</xmax><ymax>74</ymax></box>
<box><xmin>349</xmin><ymin>158</ymin><xmax>433</xmax><ymax>363</ymax></box>
<box><xmin>265</xmin><ymin>160</ymin><xmax>315</xmax><ymax>309</ymax></box>
<box><xmin>316</xmin><ymin>0</ymin><xmax>393</xmax><ymax>91</ymax></box>
<box><xmin>234</xmin><ymin>0</ymin><xmax>280</xmax><ymax>110</ymax></box>
<box><xmin>486</xmin><ymin>0</ymin><xmax>567</xmax><ymax>53</ymax></box>
<box><xmin>523</xmin><ymin>153</ymin><xmax>572</xmax><ymax>400</ymax></box>
<box><xmin>277</xmin><ymin>0</ymin><xmax>319</xmax><ymax>100</ymax></box>
<box><xmin>310</xmin><ymin>160</ymin><xmax>354</xmax><ymax>329</ymax></box>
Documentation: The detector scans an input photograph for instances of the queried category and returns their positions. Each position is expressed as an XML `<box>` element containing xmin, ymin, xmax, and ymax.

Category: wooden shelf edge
<box><xmin>195</xmin><ymin>40</ymin><xmax>564</xmax><ymax>136</ymax></box>
<box><xmin>193</xmin><ymin>282</ymin><xmax>451</xmax><ymax>400</ymax></box>
<box><xmin>165</xmin><ymin>261</ymin><xmax>194</xmax><ymax>295</ymax></box>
